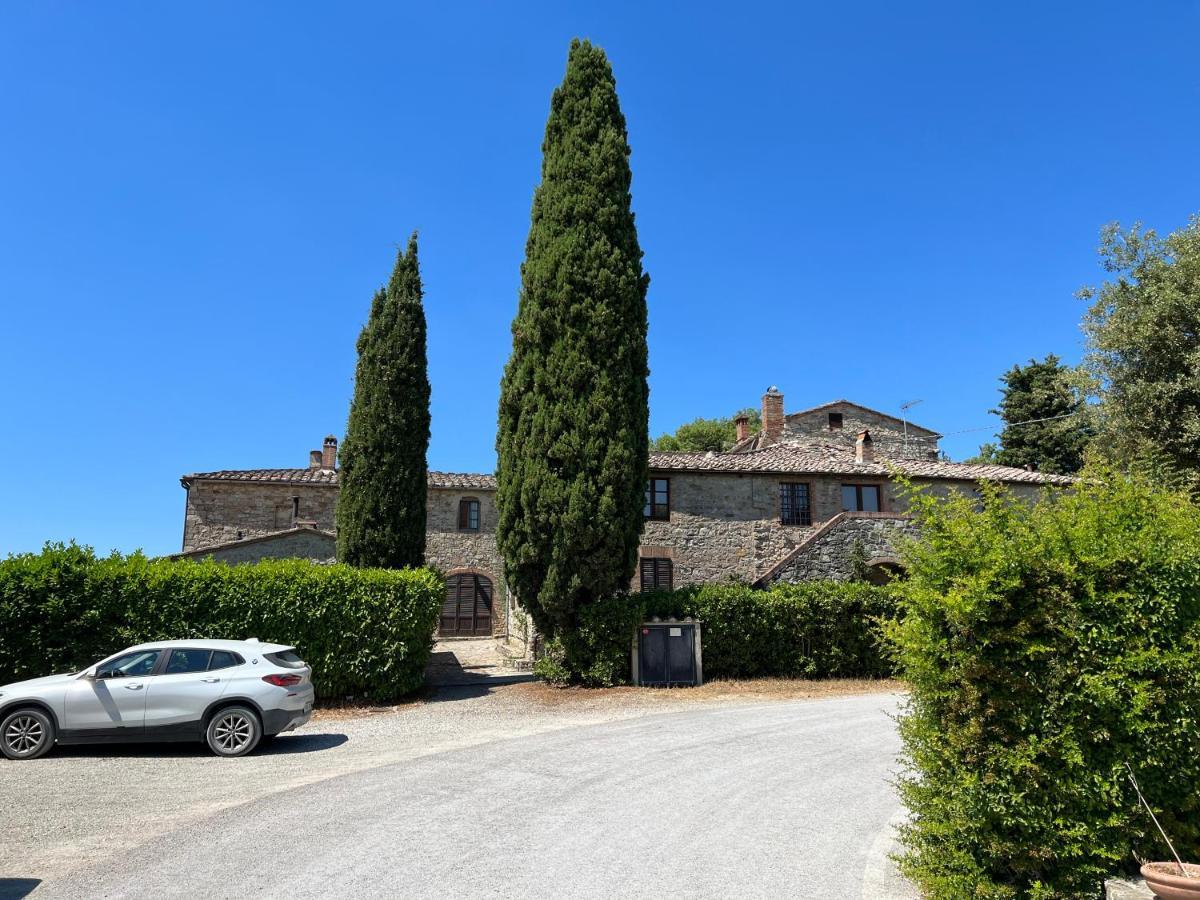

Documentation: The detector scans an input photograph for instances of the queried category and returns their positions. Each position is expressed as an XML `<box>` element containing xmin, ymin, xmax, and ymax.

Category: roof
<box><xmin>170</xmin><ymin>526</ymin><xmax>336</xmax><ymax>559</ymax></box>
<box><xmin>649</xmin><ymin>444</ymin><xmax>1076</xmax><ymax>485</ymax></box>
<box><xmin>181</xmin><ymin>469</ymin><xmax>497</xmax><ymax>490</ymax></box>
<box><xmin>784</xmin><ymin>399</ymin><xmax>942</xmax><ymax>437</ymax></box>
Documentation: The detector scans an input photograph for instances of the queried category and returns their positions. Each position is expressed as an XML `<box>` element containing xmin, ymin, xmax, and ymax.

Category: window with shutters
<box><xmin>639</xmin><ymin>557</ymin><xmax>673</xmax><ymax>592</ymax></box>
<box><xmin>779</xmin><ymin>482</ymin><xmax>812</xmax><ymax>526</ymax></box>
<box><xmin>643</xmin><ymin>478</ymin><xmax>670</xmax><ymax>520</ymax></box>
<box><xmin>458</xmin><ymin>498</ymin><xmax>480</xmax><ymax>531</ymax></box>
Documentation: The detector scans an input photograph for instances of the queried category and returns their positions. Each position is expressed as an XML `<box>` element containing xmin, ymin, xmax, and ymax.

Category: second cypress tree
<box><xmin>497</xmin><ymin>40</ymin><xmax>650</xmax><ymax>637</ymax></box>
<box><xmin>336</xmin><ymin>233</ymin><xmax>431</xmax><ymax>568</ymax></box>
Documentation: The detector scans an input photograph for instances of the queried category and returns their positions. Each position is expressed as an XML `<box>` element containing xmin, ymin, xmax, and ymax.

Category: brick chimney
<box><xmin>322</xmin><ymin>435</ymin><xmax>338</xmax><ymax>470</ymax></box>
<box><xmin>761</xmin><ymin>387</ymin><xmax>784</xmax><ymax>444</ymax></box>
<box><xmin>856</xmin><ymin>430</ymin><xmax>874</xmax><ymax>464</ymax></box>
<box><xmin>309</xmin><ymin>450</ymin><xmax>322</xmax><ymax>469</ymax></box>
<box><xmin>734</xmin><ymin>413</ymin><xmax>750</xmax><ymax>443</ymax></box>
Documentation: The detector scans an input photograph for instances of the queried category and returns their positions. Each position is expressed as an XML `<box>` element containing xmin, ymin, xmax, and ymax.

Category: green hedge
<box><xmin>889</xmin><ymin>473</ymin><xmax>1200</xmax><ymax>898</ymax></box>
<box><xmin>0</xmin><ymin>544</ymin><xmax>443</xmax><ymax>702</ymax></box>
<box><xmin>535</xmin><ymin>581</ymin><xmax>897</xmax><ymax>686</ymax></box>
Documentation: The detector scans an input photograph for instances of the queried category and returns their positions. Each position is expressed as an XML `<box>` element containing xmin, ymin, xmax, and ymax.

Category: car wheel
<box><xmin>1</xmin><ymin>708</ymin><xmax>55</xmax><ymax>760</ymax></box>
<box><xmin>205</xmin><ymin>706</ymin><xmax>262</xmax><ymax>757</ymax></box>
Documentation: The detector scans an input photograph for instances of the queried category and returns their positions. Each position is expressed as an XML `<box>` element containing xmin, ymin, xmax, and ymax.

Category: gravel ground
<box><xmin>0</xmin><ymin>679</ymin><xmax>904</xmax><ymax>896</ymax></box>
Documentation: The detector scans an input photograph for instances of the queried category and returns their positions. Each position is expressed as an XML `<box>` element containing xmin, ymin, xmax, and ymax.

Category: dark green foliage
<box><xmin>496</xmin><ymin>40</ymin><xmax>650</xmax><ymax>637</ymax></box>
<box><xmin>652</xmin><ymin>408</ymin><xmax>762</xmax><ymax>452</ymax></box>
<box><xmin>984</xmin><ymin>355</ymin><xmax>1088</xmax><ymax>475</ymax></box>
<box><xmin>888</xmin><ymin>473</ymin><xmax>1200</xmax><ymax>898</ymax></box>
<box><xmin>337</xmin><ymin>233</ymin><xmax>431</xmax><ymax>568</ymax></box>
<box><xmin>533</xmin><ymin>581</ymin><xmax>897</xmax><ymax>686</ymax></box>
<box><xmin>0</xmin><ymin>544</ymin><xmax>443</xmax><ymax>701</ymax></box>
<box><xmin>1082</xmin><ymin>216</ymin><xmax>1200</xmax><ymax>489</ymax></box>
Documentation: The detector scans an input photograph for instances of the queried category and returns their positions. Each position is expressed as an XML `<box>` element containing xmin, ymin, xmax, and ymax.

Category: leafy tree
<box><xmin>981</xmin><ymin>355</ymin><xmax>1087</xmax><ymax>474</ymax></box>
<box><xmin>496</xmin><ymin>39</ymin><xmax>650</xmax><ymax>638</ymax></box>
<box><xmin>889</xmin><ymin>471</ymin><xmax>1200</xmax><ymax>897</ymax></box>
<box><xmin>1081</xmin><ymin>216</ymin><xmax>1200</xmax><ymax>487</ymax></box>
<box><xmin>651</xmin><ymin>408</ymin><xmax>761</xmax><ymax>452</ymax></box>
<box><xmin>336</xmin><ymin>233</ymin><xmax>431</xmax><ymax>568</ymax></box>
<box><xmin>963</xmin><ymin>442</ymin><xmax>999</xmax><ymax>465</ymax></box>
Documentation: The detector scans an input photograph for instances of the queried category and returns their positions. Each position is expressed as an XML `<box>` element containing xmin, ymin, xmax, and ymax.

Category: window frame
<box><xmin>644</xmin><ymin>477</ymin><xmax>671</xmax><ymax>521</ymax></box>
<box><xmin>164</xmin><ymin>648</ymin><xmax>213</xmax><ymax>675</ymax></box>
<box><xmin>639</xmin><ymin>557</ymin><xmax>673</xmax><ymax>592</ymax></box>
<box><xmin>828</xmin><ymin>412</ymin><xmax>844</xmax><ymax>430</ymax></box>
<box><xmin>208</xmin><ymin>650</ymin><xmax>243</xmax><ymax>671</ymax></box>
<box><xmin>458</xmin><ymin>497</ymin><xmax>481</xmax><ymax>532</ymax></box>
<box><xmin>841</xmin><ymin>483</ymin><xmax>883</xmax><ymax>513</ymax></box>
<box><xmin>779</xmin><ymin>481</ymin><xmax>813</xmax><ymax>526</ymax></box>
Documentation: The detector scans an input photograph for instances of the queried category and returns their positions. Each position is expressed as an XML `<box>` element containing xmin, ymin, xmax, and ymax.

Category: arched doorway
<box><xmin>865</xmin><ymin>561</ymin><xmax>904</xmax><ymax>586</ymax></box>
<box><xmin>440</xmin><ymin>573</ymin><xmax>494</xmax><ymax>637</ymax></box>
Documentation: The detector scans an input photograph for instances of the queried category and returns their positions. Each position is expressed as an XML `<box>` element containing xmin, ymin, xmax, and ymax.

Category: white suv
<box><xmin>0</xmin><ymin>639</ymin><xmax>314</xmax><ymax>759</ymax></box>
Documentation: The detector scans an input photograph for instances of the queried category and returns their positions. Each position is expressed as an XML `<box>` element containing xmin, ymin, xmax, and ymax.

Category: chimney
<box><xmin>309</xmin><ymin>450</ymin><xmax>323</xmax><ymax>469</ymax></box>
<box><xmin>856</xmin><ymin>430</ymin><xmax>874</xmax><ymax>464</ymax></box>
<box><xmin>322</xmin><ymin>435</ymin><xmax>338</xmax><ymax>470</ymax></box>
<box><xmin>761</xmin><ymin>387</ymin><xmax>784</xmax><ymax>444</ymax></box>
<box><xmin>734</xmin><ymin>414</ymin><xmax>750</xmax><ymax>443</ymax></box>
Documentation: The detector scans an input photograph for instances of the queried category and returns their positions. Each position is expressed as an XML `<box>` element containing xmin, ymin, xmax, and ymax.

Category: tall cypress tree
<box><xmin>991</xmin><ymin>355</ymin><xmax>1087</xmax><ymax>475</ymax></box>
<box><xmin>497</xmin><ymin>39</ymin><xmax>650</xmax><ymax>638</ymax></box>
<box><xmin>336</xmin><ymin>233</ymin><xmax>431</xmax><ymax>568</ymax></box>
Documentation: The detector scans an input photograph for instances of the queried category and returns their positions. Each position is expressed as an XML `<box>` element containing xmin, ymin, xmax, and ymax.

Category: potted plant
<box><xmin>1127</xmin><ymin>765</ymin><xmax>1200</xmax><ymax>899</ymax></box>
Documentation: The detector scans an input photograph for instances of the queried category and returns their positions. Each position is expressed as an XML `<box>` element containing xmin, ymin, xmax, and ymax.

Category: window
<box><xmin>209</xmin><ymin>651</ymin><xmax>241</xmax><ymax>671</ymax></box>
<box><xmin>458</xmin><ymin>498</ymin><xmax>481</xmax><ymax>531</ymax></box>
<box><xmin>165</xmin><ymin>649</ymin><xmax>212</xmax><ymax>674</ymax></box>
<box><xmin>96</xmin><ymin>650</ymin><xmax>160</xmax><ymax>679</ymax></box>
<box><xmin>292</xmin><ymin>497</ymin><xmax>301</xmax><ymax>522</ymax></box>
<box><xmin>644</xmin><ymin>478</ymin><xmax>670</xmax><ymax>520</ymax></box>
<box><xmin>780</xmin><ymin>482</ymin><xmax>812</xmax><ymax>526</ymax></box>
<box><xmin>828</xmin><ymin>412</ymin><xmax>843</xmax><ymax>430</ymax></box>
<box><xmin>639</xmin><ymin>557</ymin><xmax>673</xmax><ymax>592</ymax></box>
<box><xmin>841</xmin><ymin>484</ymin><xmax>881</xmax><ymax>512</ymax></box>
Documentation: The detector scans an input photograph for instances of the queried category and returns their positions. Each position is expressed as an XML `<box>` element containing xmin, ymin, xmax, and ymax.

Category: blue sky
<box><xmin>2</xmin><ymin>2</ymin><xmax>1198</xmax><ymax>557</ymax></box>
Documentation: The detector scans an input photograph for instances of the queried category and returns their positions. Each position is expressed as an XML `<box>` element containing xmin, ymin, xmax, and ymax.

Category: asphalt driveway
<box><xmin>4</xmin><ymin>688</ymin><xmax>910</xmax><ymax>899</ymax></box>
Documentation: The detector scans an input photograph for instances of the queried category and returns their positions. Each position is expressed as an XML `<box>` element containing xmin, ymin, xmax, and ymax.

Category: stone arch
<box><xmin>863</xmin><ymin>557</ymin><xmax>905</xmax><ymax>586</ymax></box>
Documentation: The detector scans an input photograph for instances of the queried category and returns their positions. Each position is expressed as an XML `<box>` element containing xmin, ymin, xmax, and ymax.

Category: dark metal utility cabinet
<box><xmin>632</xmin><ymin>618</ymin><xmax>703</xmax><ymax>687</ymax></box>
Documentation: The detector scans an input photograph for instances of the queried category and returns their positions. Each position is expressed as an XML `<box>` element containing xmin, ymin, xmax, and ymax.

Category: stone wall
<box><xmin>181</xmin><ymin>529</ymin><xmax>337</xmax><ymax>565</ymax></box>
<box><xmin>424</xmin><ymin>487</ymin><xmax>513</xmax><ymax>641</ymax></box>
<box><xmin>760</xmin><ymin>513</ymin><xmax>919</xmax><ymax>583</ymax></box>
<box><xmin>182</xmin><ymin>482</ymin><xmax>338</xmax><ymax>552</ymax></box>
<box><xmin>638</xmin><ymin>471</ymin><xmax>1043</xmax><ymax>587</ymax></box>
<box><xmin>783</xmin><ymin>403</ymin><xmax>940</xmax><ymax>460</ymax></box>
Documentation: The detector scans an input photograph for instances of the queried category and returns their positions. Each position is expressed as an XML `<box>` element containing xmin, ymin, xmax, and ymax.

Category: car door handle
<box><xmin>201</xmin><ymin>677</ymin><xmax>220</xmax><ymax>683</ymax></box>
<box><xmin>124</xmin><ymin>683</ymin><xmax>143</xmax><ymax>691</ymax></box>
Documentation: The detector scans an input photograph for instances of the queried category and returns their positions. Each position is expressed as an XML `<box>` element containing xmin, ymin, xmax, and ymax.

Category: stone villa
<box><xmin>177</xmin><ymin>388</ymin><xmax>1072</xmax><ymax>650</ymax></box>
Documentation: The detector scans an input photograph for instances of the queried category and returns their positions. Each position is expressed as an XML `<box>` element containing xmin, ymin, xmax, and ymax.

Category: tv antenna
<box><xmin>900</xmin><ymin>399</ymin><xmax>923</xmax><ymax>455</ymax></box>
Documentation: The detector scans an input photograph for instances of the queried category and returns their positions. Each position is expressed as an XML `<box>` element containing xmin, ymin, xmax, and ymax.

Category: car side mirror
<box><xmin>82</xmin><ymin>667</ymin><xmax>98</xmax><ymax>680</ymax></box>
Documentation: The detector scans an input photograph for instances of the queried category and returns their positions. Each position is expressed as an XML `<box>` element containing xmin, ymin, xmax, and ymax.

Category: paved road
<box><xmin>33</xmin><ymin>693</ymin><xmax>904</xmax><ymax>900</ymax></box>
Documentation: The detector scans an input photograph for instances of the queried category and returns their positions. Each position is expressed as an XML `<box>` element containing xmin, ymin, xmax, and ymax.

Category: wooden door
<box><xmin>439</xmin><ymin>574</ymin><xmax>493</xmax><ymax>637</ymax></box>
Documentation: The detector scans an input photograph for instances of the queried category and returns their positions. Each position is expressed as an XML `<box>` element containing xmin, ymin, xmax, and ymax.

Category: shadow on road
<box><xmin>0</xmin><ymin>878</ymin><xmax>40</xmax><ymax>899</ymax></box>
<box><xmin>52</xmin><ymin>732</ymin><xmax>349</xmax><ymax>759</ymax></box>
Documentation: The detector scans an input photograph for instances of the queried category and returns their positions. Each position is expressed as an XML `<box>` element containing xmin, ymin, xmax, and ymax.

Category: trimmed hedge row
<box><xmin>0</xmin><ymin>544</ymin><xmax>443</xmax><ymax>702</ymax></box>
<box><xmin>890</xmin><ymin>474</ymin><xmax>1200</xmax><ymax>898</ymax></box>
<box><xmin>535</xmin><ymin>581</ymin><xmax>897</xmax><ymax>686</ymax></box>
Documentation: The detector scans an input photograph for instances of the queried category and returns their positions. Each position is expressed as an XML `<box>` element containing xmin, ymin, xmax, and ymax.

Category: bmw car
<box><xmin>0</xmin><ymin>639</ymin><xmax>314</xmax><ymax>760</ymax></box>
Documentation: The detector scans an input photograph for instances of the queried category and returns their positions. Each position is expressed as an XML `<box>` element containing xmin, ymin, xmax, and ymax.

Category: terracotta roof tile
<box><xmin>181</xmin><ymin>469</ymin><xmax>497</xmax><ymax>490</ymax></box>
<box><xmin>649</xmin><ymin>444</ymin><xmax>1075</xmax><ymax>485</ymax></box>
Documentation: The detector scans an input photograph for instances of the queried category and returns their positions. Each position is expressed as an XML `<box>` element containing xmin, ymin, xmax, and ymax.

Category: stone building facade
<box><xmin>176</xmin><ymin>391</ymin><xmax>1072</xmax><ymax>645</ymax></box>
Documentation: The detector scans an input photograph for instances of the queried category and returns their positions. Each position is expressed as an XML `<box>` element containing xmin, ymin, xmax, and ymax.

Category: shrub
<box><xmin>534</xmin><ymin>581</ymin><xmax>897</xmax><ymax>687</ymax></box>
<box><xmin>0</xmin><ymin>544</ymin><xmax>443</xmax><ymax>702</ymax></box>
<box><xmin>888</xmin><ymin>473</ymin><xmax>1200</xmax><ymax>898</ymax></box>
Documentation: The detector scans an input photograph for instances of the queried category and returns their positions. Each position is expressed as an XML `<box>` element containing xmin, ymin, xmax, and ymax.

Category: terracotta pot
<box><xmin>1142</xmin><ymin>862</ymin><xmax>1200</xmax><ymax>899</ymax></box>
